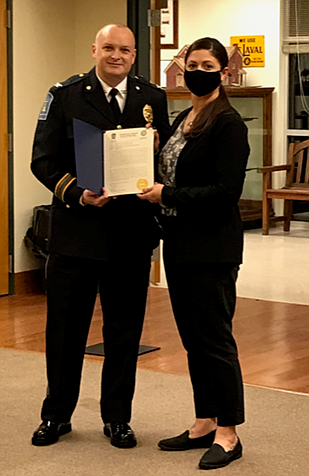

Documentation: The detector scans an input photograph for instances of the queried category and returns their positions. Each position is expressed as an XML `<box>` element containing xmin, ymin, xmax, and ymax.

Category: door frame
<box><xmin>7</xmin><ymin>0</ymin><xmax>14</xmax><ymax>294</ymax></box>
<box><xmin>0</xmin><ymin>0</ymin><xmax>10</xmax><ymax>295</ymax></box>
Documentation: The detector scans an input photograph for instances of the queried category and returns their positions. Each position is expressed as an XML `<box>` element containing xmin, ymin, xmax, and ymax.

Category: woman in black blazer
<box><xmin>139</xmin><ymin>37</ymin><xmax>249</xmax><ymax>470</ymax></box>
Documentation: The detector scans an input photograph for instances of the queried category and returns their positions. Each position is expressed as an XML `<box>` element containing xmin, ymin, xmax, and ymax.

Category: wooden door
<box><xmin>0</xmin><ymin>0</ymin><xmax>9</xmax><ymax>295</ymax></box>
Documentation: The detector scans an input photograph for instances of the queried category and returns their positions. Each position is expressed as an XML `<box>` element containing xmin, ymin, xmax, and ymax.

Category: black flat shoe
<box><xmin>32</xmin><ymin>420</ymin><xmax>72</xmax><ymax>446</ymax></box>
<box><xmin>158</xmin><ymin>430</ymin><xmax>216</xmax><ymax>451</ymax></box>
<box><xmin>199</xmin><ymin>439</ymin><xmax>243</xmax><ymax>470</ymax></box>
<box><xmin>104</xmin><ymin>422</ymin><xmax>137</xmax><ymax>448</ymax></box>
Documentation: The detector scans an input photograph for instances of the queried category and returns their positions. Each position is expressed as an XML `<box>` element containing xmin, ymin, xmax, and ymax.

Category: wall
<box><xmin>13</xmin><ymin>0</ymin><xmax>76</xmax><ymax>273</ymax></box>
<box><xmin>74</xmin><ymin>0</ymin><xmax>127</xmax><ymax>73</ymax></box>
<box><xmin>162</xmin><ymin>0</ymin><xmax>280</xmax><ymax>88</ymax></box>
<box><xmin>13</xmin><ymin>0</ymin><xmax>126</xmax><ymax>274</ymax></box>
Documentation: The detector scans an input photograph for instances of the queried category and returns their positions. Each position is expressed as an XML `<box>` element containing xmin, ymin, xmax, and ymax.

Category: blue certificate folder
<box><xmin>73</xmin><ymin>118</ymin><xmax>105</xmax><ymax>196</ymax></box>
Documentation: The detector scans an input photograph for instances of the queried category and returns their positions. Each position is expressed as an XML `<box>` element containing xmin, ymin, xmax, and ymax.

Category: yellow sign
<box><xmin>230</xmin><ymin>35</ymin><xmax>265</xmax><ymax>67</ymax></box>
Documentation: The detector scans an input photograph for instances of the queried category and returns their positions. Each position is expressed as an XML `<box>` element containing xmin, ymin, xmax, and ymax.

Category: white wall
<box><xmin>13</xmin><ymin>0</ymin><xmax>126</xmax><ymax>273</ymax></box>
<box><xmin>74</xmin><ymin>0</ymin><xmax>127</xmax><ymax>73</ymax></box>
<box><xmin>162</xmin><ymin>0</ymin><xmax>280</xmax><ymax>88</ymax></box>
<box><xmin>13</xmin><ymin>0</ymin><xmax>76</xmax><ymax>273</ymax></box>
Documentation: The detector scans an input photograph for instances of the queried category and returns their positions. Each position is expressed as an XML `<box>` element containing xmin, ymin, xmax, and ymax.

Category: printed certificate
<box><xmin>74</xmin><ymin>120</ymin><xmax>154</xmax><ymax>197</ymax></box>
<box><xmin>104</xmin><ymin>127</ymin><xmax>154</xmax><ymax>196</ymax></box>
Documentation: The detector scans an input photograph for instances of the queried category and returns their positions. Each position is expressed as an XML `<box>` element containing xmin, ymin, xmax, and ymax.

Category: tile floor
<box><xmin>155</xmin><ymin>220</ymin><xmax>309</xmax><ymax>306</ymax></box>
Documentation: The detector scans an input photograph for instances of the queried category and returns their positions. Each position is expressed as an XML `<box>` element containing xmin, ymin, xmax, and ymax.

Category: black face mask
<box><xmin>184</xmin><ymin>69</ymin><xmax>222</xmax><ymax>97</ymax></box>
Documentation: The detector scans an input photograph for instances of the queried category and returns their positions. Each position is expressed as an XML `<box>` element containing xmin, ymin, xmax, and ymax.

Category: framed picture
<box><xmin>160</xmin><ymin>0</ymin><xmax>179</xmax><ymax>49</ymax></box>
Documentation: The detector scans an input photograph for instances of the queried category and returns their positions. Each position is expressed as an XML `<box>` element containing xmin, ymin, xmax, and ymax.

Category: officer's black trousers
<box><xmin>41</xmin><ymin>252</ymin><xmax>151</xmax><ymax>424</ymax></box>
<box><xmin>163</xmin><ymin>253</ymin><xmax>245</xmax><ymax>427</ymax></box>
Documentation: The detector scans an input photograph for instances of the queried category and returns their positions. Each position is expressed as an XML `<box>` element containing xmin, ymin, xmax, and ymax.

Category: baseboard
<box><xmin>14</xmin><ymin>268</ymin><xmax>45</xmax><ymax>295</ymax></box>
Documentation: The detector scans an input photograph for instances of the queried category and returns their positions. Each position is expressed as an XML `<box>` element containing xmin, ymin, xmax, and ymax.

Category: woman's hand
<box><xmin>146</xmin><ymin>123</ymin><xmax>160</xmax><ymax>153</ymax></box>
<box><xmin>137</xmin><ymin>183</ymin><xmax>164</xmax><ymax>203</ymax></box>
<box><xmin>153</xmin><ymin>129</ymin><xmax>160</xmax><ymax>153</ymax></box>
<box><xmin>82</xmin><ymin>187</ymin><xmax>111</xmax><ymax>207</ymax></box>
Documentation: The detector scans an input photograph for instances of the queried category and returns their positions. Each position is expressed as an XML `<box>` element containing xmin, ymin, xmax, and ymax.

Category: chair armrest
<box><xmin>257</xmin><ymin>165</ymin><xmax>291</xmax><ymax>174</ymax></box>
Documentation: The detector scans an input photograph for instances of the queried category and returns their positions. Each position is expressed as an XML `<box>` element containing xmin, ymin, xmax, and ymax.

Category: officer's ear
<box><xmin>92</xmin><ymin>43</ymin><xmax>97</xmax><ymax>59</ymax></box>
<box><xmin>132</xmin><ymin>49</ymin><xmax>137</xmax><ymax>65</ymax></box>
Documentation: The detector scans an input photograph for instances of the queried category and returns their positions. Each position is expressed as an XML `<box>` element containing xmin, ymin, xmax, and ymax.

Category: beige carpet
<box><xmin>1</xmin><ymin>348</ymin><xmax>309</xmax><ymax>476</ymax></box>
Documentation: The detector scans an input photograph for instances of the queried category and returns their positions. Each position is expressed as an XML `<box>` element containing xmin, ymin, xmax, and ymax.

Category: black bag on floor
<box><xmin>25</xmin><ymin>205</ymin><xmax>52</xmax><ymax>259</ymax></box>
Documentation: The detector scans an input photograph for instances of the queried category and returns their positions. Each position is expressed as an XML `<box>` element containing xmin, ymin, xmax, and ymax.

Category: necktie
<box><xmin>109</xmin><ymin>88</ymin><xmax>121</xmax><ymax>123</ymax></box>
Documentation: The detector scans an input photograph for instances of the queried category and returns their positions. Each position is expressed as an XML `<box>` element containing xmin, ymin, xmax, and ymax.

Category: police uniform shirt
<box><xmin>96</xmin><ymin>74</ymin><xmax>127</xmax><ymax>113</ymax></box>
<box><xmin>79</xmin><ymin>75</ymin><xmax>127</xmax><ymax>205</ymax></box>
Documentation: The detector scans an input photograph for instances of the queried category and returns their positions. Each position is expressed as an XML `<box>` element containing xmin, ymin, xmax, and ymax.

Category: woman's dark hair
<box><xmin>184</xmin><ymin>37</ymin><xmax>228</xmax><ymax>69</ymax></box>
<box><xmin>184</xmin><ymin>37</ymin><xmax>231</xmax><ymax>139</ymax></box>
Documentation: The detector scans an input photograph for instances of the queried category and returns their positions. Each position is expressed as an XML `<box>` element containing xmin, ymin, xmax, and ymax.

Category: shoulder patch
<box><xmin>38</xmin><ymin>92</ymin><xmax>54</xmax><ymax>121</ymax></box>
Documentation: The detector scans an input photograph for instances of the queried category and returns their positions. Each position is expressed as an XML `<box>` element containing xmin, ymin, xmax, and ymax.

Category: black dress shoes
<box><xmin>104</xmin><ymin>422</ymin><xmax>137</xmax><ymax>448</ymax></box>
<box><xmin>32</xmin><ymin>420</ymin><xmax>72</xmax><ymax>446</ymax></box>
<box><xmin>158</xmin><ymin>430</ymin><xmax>216</xmax><ymax>451</ymax></box>
<box><xmin>199</xmin><ymin>439</ymin><xmax>243</xmax><ymax>470</ymax></box>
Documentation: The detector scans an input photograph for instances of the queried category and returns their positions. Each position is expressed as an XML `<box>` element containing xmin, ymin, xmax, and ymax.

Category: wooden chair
<box><xmin>257</xmin><ymin>139</ymin><xmax>309</xmax><ymax>235</ymax></box>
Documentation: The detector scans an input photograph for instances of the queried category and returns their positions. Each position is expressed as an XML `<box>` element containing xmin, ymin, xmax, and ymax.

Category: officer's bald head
<box><xmin>95</xmin><ymin>24</ymin><xmax>136</xmax><ymax>48</ymax></box>
<box><xmin>92</xmin><ymin>24</ymin><xmax>136</xmax><ymax>87</ymax></box>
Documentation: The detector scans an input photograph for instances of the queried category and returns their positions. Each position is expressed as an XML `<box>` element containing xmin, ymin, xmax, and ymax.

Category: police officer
<box><xmin>31</xmin><ymin>24</ymin><xmax>170</xmax><ymax>448</ymax></box>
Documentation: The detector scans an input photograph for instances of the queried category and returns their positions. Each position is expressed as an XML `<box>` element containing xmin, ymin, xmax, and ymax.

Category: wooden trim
<box><xmin>267</xmin><ymin>191</ymin><xmax>309</xmax><ymax>200</ymax></box>
<box><xmin>0</xmin><ymin>0</ymin><xmax>9</xmax><ymax>295</ymax></box>
<box><xmin>150</xmin><ymin>0</ymin><xmax>161</xmax><ymax>85</ymax></box>
<box><xmin>14</xmin><ymin>269</ymin><xmax>45</xmax><ymax>295</ymax></box>
<box><xmin>165</xmin><ymin>86</ymin><xmax>275</xmax><ymax>100</ymax></box>
<box><xmin>258</xmin><ymin>165</ymin><xmax>290</xmax><ymax>173</ymax></box>
<box><xmin>262</xmin><ymin>173</ymin><xmax>270</xmax><ymax>234</ymax></box>
<box><xmin>154</xmin><ymin>261</ymin><xmax>160</xmax><ymax>283</ymax></box>
<box><xmin>160</xmin><ymin>0</ymin><xmax>178</xmax><ymax>50</ymax></box>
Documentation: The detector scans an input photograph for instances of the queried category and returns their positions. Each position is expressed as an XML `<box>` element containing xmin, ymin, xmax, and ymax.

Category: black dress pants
<box><xmin>163</xmin><ymin>252</ymin><xmax>244</xmax><ymax>427</ymax></box>
<box><xmin>41</xmin><ymin>252</ymin><xmax>151</xmax><ymax>424</ymax></box>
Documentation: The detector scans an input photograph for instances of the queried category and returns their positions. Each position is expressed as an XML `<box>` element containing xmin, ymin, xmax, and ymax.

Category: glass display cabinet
<box><xmin>165</xmin><ymin>86</ymin><xmax>274</xmax><ymax>223</ymax></box>
<box><xmin>288</xmin><ymin>53</ymin><xmax>309</xmax><ymax>133</ymax></box>
<box><xmin>288</xmin><ymin>53</ymin><xmax>309</xmax><ymax>215</ymax></box>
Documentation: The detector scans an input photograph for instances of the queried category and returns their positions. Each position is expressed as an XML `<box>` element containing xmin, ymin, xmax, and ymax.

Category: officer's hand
<box><xmin>82</xmin><ymin>187</ymin><xmax>111</xmax><ymax>207</ymax></box>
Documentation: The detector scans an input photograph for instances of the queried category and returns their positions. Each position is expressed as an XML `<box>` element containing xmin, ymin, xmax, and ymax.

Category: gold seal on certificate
<box><xmin>143</xmin><ymin>104</ymin><xmax>153</xmax><ymax>125</ymax></box>
<box><xmin>137</xmin><ymin>178</ymin><xmax>148</xmax><ymax>190</ymax></box>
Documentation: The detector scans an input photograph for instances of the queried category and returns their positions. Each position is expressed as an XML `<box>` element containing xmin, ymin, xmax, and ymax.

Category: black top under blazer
<box><xmin>31</xmin><ymin>68</ymin><xmax>171</xmax><ymax>260</ymax></box>
<box><xmin>161</xmin><ymin>106</ymin><xmax>250</xmax><ymax>264</ymax></box>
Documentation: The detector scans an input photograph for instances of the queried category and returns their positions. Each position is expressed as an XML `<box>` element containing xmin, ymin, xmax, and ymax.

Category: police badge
<box><xmin>143</xmin><ymin>104</ymin><xmax>153</xmax><ymax>125</ymax></box>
